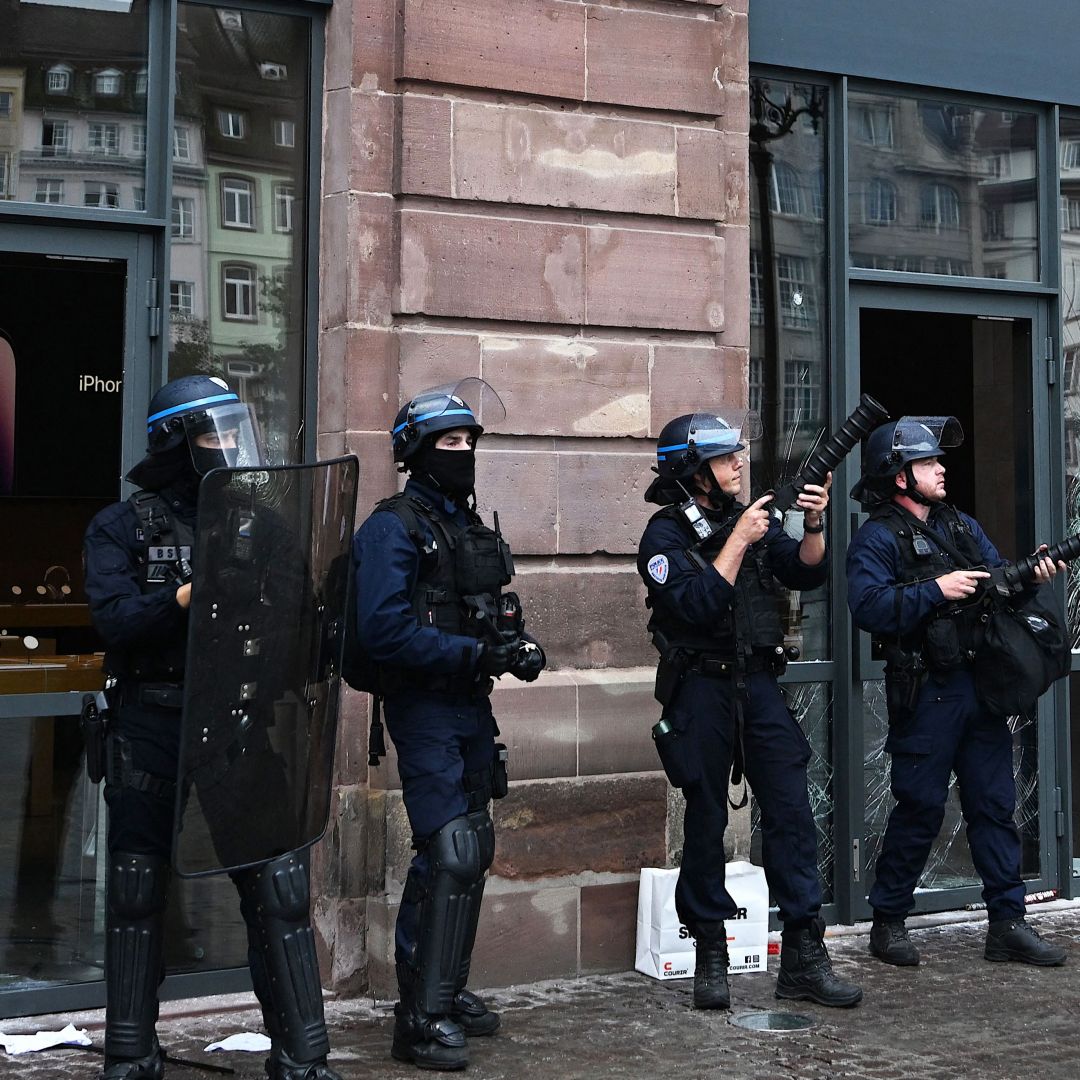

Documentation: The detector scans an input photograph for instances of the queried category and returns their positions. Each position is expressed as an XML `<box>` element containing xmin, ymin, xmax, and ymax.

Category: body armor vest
<box><xmin>646</xmin><ymin>503</ymin><xmax>783</xmax><ymax>659</ymax></box>
<box><xmin>374</xmin><ymin>493</ymin><xmax>513</xmax><ymax>689</ymax></box>
<box><xmin>869</xmin><ymin>501</ymin><xmax>986</xmax><ymax>663</ymax></box>
<box><xmin>112</xmin><ymin>491</ymin><xmax>194</xmax><ymax>682</ymax></box>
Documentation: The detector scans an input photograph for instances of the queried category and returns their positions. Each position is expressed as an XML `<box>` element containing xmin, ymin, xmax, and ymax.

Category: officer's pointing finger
<box><xmin>750</xmin><ymin>493</ymin><xmax>775</xmax><ymax>510</ymax></box>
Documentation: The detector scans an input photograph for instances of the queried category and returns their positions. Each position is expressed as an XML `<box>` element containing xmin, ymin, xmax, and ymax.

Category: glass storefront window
<box><xmin>0</xmin><ymin>0</ymin><xmax>150</xmax><ymax>211</ymax></box>
<box><xmin>168</xmin><ymin>5</ymin><xmax>311</xmax><ymax>465</ymax></box>
<box><xmin>749</xmin><ymin>77</ymin><xmax>831</xmax><ymax>662</ymax></box>
<box><xmin>849</xmin><ymin>91</ymin><xmax>1039</xmax><ymax>281</ymax></box>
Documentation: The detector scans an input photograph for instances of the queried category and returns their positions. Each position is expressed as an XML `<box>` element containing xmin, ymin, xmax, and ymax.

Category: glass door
<box><xmin>845</xmin><ymin>284</ymin><xmax>1059</xmax><ymax>919</ymax></box>
<box><xmin>0</xmin><ymin>225</ymin><xmax>154</xmax><ymax>1014</ymax></box>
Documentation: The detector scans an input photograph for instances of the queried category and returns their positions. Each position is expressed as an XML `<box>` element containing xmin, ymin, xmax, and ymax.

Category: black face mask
<box><xmin>415</xmin><ymin>447</ymin><xmax>476</xmax><ymax>496</ymax></box>
<box><xmin>190</xmin><ymin>445</ymin><xmax>236</xmax><ymax>476</ymax></box>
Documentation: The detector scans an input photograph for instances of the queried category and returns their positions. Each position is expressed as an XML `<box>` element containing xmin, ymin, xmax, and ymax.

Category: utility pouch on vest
<box><xmin>455</xmin><ymin>525</ymin><xmax>513</xmax><ymax>595</ymax></box>
<box><xmin>881</xmin><ymin>644</ymin><xmax>926</xmax><ymax>724</ymax></box>
<box><xmin>924</xmin><ymin>617</ymin><xmax>964</xmax><ymax>671</ymax></box>
<box><xmin>492</xmin><ymin>743</ymin><xmax>509</xmax><ymax>799</ymax></box>
<box><xmin>80</xmin><ymin>691</ymin><xmax>110</xmax><ymax>784</ymax></box>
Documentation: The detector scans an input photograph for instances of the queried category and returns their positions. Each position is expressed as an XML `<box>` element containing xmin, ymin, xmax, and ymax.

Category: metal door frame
<box><xmin>839</xmin><ymin>282</ymin><xmax>1066</xmax><ymax>922</ymax></box>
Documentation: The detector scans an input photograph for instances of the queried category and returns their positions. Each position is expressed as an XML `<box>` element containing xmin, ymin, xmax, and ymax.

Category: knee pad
<box><xmin>428</xmin><ymin>815</ymin><xmax>487</xmax><ymax>886</ymax></box>
<box><xmin>240</xmin><ymin>850</ymin><xmax>312</xmax><ymax>922</ymax></box>
<box><xmin>107</xmin><ymin>852</ymin><xmax>170</xmax><ymax>920</ymax></box>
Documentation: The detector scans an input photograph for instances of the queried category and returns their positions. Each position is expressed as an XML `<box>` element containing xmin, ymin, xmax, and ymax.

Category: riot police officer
<box><xmin>83</xmin><ymin>376</ymin><xmax>342</xmax><ymax>1080</ymax></box>
<box><xmin>638</xmin><ymin>409</ymin><xmax>861</xmax><ymax>1011</ymax></box>
<box><xmin>847</xmin><ymin>416</ymin><xmax>1066</xmax><ymax>968</ymax></box>
<box><xmin>350</xmin><ymin>380</ymin><xmax>545</xmax><ymax>1070</ymax></box>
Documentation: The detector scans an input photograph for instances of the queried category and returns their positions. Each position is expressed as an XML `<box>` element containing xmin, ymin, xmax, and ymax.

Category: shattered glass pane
<box><xmin>863</xmin><ymin>679</ymin><xmax>1041</xmax><ymax>899</ymax></box>
<box><xmin>751</xmin><ymin>681</ymin><xmax>834</xmax><ymax>904</ymax></box>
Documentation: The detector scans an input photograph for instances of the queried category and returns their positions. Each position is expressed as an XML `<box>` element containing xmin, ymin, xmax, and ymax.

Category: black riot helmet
<box><xmin>645</xmin><ymin>409</ymin><xmax>762</xmax><ymax>505</ymax></box>
<box><xmin>850</xmin><ymin>415</ymin><xmax>963</xmax><ymax>506</ymax></box>
<box><xmin>391</xmin><ymin>378</ymin><xmax>504</xmax><ymax>465</ymax></box>
<box><xmin>144</xmin><ymin>375</ymin><xmax>265</xmax><ymax>474</ymax></box>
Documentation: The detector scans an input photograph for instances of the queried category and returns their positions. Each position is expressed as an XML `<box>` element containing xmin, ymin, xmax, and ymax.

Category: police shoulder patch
<box><xmin>647</xmin><ymin>553</ymin><xmax>669</xmax><ymax>584</ymax></box>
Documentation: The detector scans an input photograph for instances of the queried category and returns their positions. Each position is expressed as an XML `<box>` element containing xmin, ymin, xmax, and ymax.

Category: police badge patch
<box><xmin>647</xmin><ymin>554</ymin><xmax>669</xmax><ymax>584</ymax></box>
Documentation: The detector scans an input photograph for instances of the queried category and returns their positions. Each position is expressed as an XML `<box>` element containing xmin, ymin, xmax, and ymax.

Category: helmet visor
<box><xmin>403</xmin><ymin>377</ymin><xmax>506</xmax><ymax>436</ymax></box>
<box><xmin>183</xmin><ymin>402</ymin><xmax>265</xmax><ymax>474</ymax></box>
<box><xmin>891</xmin><ymin>416</ymin><xmax>963</xmax><ymax>455</ymax></box>
<box><xmin>666</xmin><ymin>409</ymin><xmax>761</xmax><ymax>462</ymax></box>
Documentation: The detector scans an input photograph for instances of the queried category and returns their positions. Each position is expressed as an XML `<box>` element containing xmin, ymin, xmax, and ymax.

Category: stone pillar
<box><xmin>315</xmin><ymin>0</ymin><xmax>750</xmax><ymax>995</ymax></box>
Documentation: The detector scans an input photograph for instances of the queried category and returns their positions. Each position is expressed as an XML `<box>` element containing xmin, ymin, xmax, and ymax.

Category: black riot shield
<box><xmin>173</xmin><ymin>456</ymin><xmax>359</xmax><ymax>876</ymax></box>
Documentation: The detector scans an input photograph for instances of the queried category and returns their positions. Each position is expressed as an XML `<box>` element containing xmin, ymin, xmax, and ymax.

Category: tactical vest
<box><xmin>869</xmin><ymin>502</ymin><xmax>986</xmax><ymax>663</ymax></box>
<box><xmin>113</xmin><ymin>491</ymin><xmax>194</xmax><ymax>682</ymax></box>
<box><xmin>645</xmin><ymin>503</ymin><xmax>783</xmax><ymax>660</ymax></box>
<box><xmin>348</xmin><ymin>493</ymin><xmax>514</xmax><ymax>695</ymax></box>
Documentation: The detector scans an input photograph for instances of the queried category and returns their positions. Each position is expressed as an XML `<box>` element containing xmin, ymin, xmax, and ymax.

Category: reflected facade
<box><xmin>168</xmin><ymin>5</ymin><xmax>310</xmax><ymax>464</ymax></box>
<box><xmin>0</xmin><ymin>0</ymin><xmax>149</xmax><ymax>211</ymax></box>
<box><xmin>849</xmin><ymin>92</ymin><xmax>1039</xmax><ymax>280</ymax></box>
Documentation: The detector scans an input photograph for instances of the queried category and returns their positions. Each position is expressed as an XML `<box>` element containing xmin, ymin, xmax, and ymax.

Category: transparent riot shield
<box><xmin>173</xmin><ymin>456</ymin><xmax>359</xmax><ymax>876</ymax></box>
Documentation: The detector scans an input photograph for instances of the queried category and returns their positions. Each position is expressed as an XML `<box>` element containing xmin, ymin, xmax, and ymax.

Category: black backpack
<box><xmin>973</xmin><ymin>583</ymin><xmax>1071</xmax><ymax>718</ymax></box>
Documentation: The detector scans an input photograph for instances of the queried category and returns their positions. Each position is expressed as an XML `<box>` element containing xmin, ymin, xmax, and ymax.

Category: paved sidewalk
<box><xmin>4</xmin><ymin>906</ymin><xmax>1079</xmax><ymax>1080</ymax></box>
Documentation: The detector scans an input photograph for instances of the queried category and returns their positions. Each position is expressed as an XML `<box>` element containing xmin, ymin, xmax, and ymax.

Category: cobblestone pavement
<box><xmin>4</xmin><ymin>907</ymin><xmax>1079</xmax><ymax>1080</ymax></box>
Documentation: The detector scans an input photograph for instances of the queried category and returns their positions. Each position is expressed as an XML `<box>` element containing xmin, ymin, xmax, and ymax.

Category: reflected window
<box><xmin>46</xmin><ymin>65</ymin><xmax>72</xmax><ymax>94</ymax></box>
<box><xmin>1064</xmin><ymin>140</ymin><xmax>1080</xmax><ymax>171</ymax></box>
<box><xmin>0</xmin><ymin>92</ymin><xmax>12</xmax><ymax>118</ymax></box>
<box><xmin>133</xmin><ymin>186</ymin><xmax>145</xmax><ymax>212</ymax></box>
<box><xmin>135</xmin><ymin>68</ymin><xmax>148</xmax><ymax>96</ymax></box>
<box><xmin>41</xmin><ymin>120</ymin><xmax>70</xmax><ymax>157</ymax></box>
<box><xmin>84</xmin><ymin>182</ymin><xmax>119</xmax><ymax>209</ymax></box>
<box><xmin>777</xmin><ymin>255</ymin><xmax>815</xmax><ymax>329</ymax></box>
<box><xmin>171</xmin><ymin>196</ymin><xmax>195</xmax><ymax>239</ymax></box>
<box><xmin>221</xmin><ymin>176</ymin><xmax>254</xmax><ymax>228</ymax></box>
<box><xmin>222</xmin><ymin>263</ymin><xmax>256</xmax><ymax>321</ymax></box>
<box><xmin>771</xmin><ymin>162</ymin><xmax>804</xmax><ymax>215</ymax></box>
<box><xmin>132</xmin><ymin>124</ymin><xmax>146</xmax><ymax>156</ymax></box>
<box><xmin>273</xmin><ymin>118</ymin><xmax>295</xmax><ymax>148</ymax></box>
<box><xmin>217</xmin><ymin>108</ymin><xmax>246</xmax><ymax>139</ymax></box>
<box><xmin>0</xmin><ymin>154</ymin><xmax>8</xmax><ymax>198</ymax></box>
<box><xmin>921</xmin><ymin>183</ymin><xmax>961</xmax><ymax>231</ymax></box>
<box><xmin>863</xmin><ymin>178</ymin><xmax>897</xmax><ymax>225</ymax></box>
<box><xmin>173</xmin><ymin>125</ymin><xmax>191</xmax><ymax>162</ymax></box>
<box><xmin>35</xmin><ymin>179</ymin><xmax>63</xmax><ymax>204</ymax></box>
<box><xmin>849</xmin><ymin>92</ymin><xmax>1038</xmax><ymax>281</ymax></box>
<box><xmin>750</xmin><ymin>249</ymin><xmax>764</xmax><ymax>325</ymax></box>
<box><xmin>273</xmin><ymin>183</ymin><xmax>294</xmax><ymax>232</ymax></box>
<box><xmin>1063</xmin><ymin>195</ymin><xmax>1080</xmax><ymax>232</ymax></box>
<box><xmin>170</xmin><ymin>280</ymin><xmax>194</xmax><ymax>316</ymax></box>
<box><xmin>94</xmin><ymin>69</ymin><xmax>122</xmax><ymax>96</ymax></box>
<box><xmin>88</xmin><ymin>122</ymin><xmax>120</xmax><ymax>156</ymax></box>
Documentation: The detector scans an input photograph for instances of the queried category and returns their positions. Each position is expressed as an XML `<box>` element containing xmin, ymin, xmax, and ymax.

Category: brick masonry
<box><xmin>317</xmin><ymin>0</ymin><xmax>750</xmax><ymax>993</ymax></box>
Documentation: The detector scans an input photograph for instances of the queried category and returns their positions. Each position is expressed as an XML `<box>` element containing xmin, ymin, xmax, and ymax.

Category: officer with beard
<box><xmin>351</xmin><ymin>380</ymin><xmax>545</xmax><ymax>1071</ymax></box>
<box><xmin>83</xmin><ymin>376</ymin><xmax>342</xmax><ymax>1080</ymax></box>
<box><xmin>638</xmin><ymin>409</ymin><xmax>861</xmax><ymax>1012</ymax></box>
<box><xmin>848</xmin><ymin>417</ymin><xmax>1066</xmax><ymax>969</ymax></box>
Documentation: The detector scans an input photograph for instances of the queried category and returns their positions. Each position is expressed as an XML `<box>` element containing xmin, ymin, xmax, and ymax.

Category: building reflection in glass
<box><xmin>168</xmin><ymin>5</ymin><xmax>310</xmax><ymax>465</ymax></box>
<box><xmin>849</xmin><ymin>92</ymin><xmax>1039</xmax><ymax>281</ymax></box>
<box><xmin>749</xmin><ymin>77</ymin><xmax>830</xmax><ymax>662</ymax></box>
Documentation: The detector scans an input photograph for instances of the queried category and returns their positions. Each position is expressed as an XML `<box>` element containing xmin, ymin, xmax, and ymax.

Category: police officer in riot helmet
<box><xmin>638</xmin><ymin>410</ymin><xmax>862</xmax><ymax>1011</ymax></box>
<box><xmin>351</xmin><ymin>379</ymin><xmax>545</xmax><ymax>1070</ymax></box>
<box><xmin>848</xmin><ymin>417</ymin><xmax>1066</xmax><ymax>969</ymax></box>
<box><xmin>83</xmin><ymin>375</ymin><xmax>342</xmax><ymax>1080</ymax></box>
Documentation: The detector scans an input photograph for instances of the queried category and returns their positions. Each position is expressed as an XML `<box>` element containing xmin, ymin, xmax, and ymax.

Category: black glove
<box><xmin>509</xmin><ymin>641</ymin><xmax>545</xmax><ymax>683</ymax></box>
<box><xmin>476</xmin><ymin>633</ymin><xmax>519</xmax><ymax>678</ymax></box>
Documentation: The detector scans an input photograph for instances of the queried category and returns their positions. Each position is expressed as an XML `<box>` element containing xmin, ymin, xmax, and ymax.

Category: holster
<box><xmin>80</xmin><ymin>691</ymin><xmax>110</xmax><ymax>784</ymax></box>
<box><xmin>654</xmin><ymin>652</ymin><xmax>688</xmax><ymax>707</ymax></box>
<box><xmin>881</xmin><ymin>644</ymin><xmax>927</xmax><ymax>724</ymax></box>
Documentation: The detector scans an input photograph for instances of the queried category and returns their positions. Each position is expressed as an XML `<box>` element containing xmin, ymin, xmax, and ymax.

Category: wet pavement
<box><xmin>4</xmin><ymin>904</ymin><xmax>1080</xmax><ymax>1080</ymax></box>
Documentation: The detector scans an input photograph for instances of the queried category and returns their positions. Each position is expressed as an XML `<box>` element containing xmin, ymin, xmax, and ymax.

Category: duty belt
<box><xmin>687</xmin><ymin>653</ymin><xmax>774</xmax><ymax>677</ymax></box>
<box><xmin>119</xmin><ymin>681</ymin><xmax>184</xmax><ymax>709</ymax></box>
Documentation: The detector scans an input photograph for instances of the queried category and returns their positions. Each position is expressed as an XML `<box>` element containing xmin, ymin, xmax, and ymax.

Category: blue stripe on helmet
<box><xmin>656</xmin><ymin>435</ymin><xmax>740</xmax><ymax>454</ymax></box>
<box><xmin>392</xmin><ymin>407</ymin><xmax>477</xmax><ymax>436</ymax></box>
<box><xmin>147</xmin><ymin>392</ymin><xmax>240</xmax><ymax>430</ymax></box>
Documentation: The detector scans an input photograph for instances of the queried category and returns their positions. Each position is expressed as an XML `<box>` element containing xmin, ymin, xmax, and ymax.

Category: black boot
<box><xmin>450</xmin><ymin>988</ymin><xmax>500</xmax><ymax>1036</ymax></box>
<box><xmin>101</xmin><ymin>1039</ymin><xmax>163</xmax><ymax>1080</ymax></box>
<box><xmin>692</xmin><ymin>923</ymin><xmax>730</xmax><ymax>1010</ymax></box>
<box><xmin>869</xmin><ymin>916</ymin><xmax>920</xmax><ymax>967</ymax></box>
<box><xmin>775</xmin><ymin>918</ymin><xmax>862</xmax><ymax>1008</ymax></box>
<box><xmin>265</xmin><ymin>1048</ymin><xmax>343</xmax><ymax>1079</ymax></box>
<box><xmin>393</xmin><ymin>963</ymin><xmax>468</xmax><ymax>1071</ymax></box>
<box><xmin>985</xmin><ymin>917</ymin><xmax>1067</xmax><ymax>966</ymax></box>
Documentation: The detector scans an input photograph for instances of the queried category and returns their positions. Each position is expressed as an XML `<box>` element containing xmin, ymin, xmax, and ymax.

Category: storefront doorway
<box><xmin>846</xmin><ymin>285</ymin><xmax>1060</xmax><ymax>918</ymax></box>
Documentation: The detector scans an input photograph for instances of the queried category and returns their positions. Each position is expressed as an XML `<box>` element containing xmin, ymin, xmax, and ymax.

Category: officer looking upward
<box><xmin>351</xmin><ymin>380</ymin><xmax>545</xmax><ymax>1071</ymax></box>
<box><xmin>847</xmin><ymin>417</ymin><xmax>1066</xmax><ymax>969</ymax></box>
<box><xmin>83</xmin><ymin>376</ymin><xmax>342</xmax><ymax>1080</ymax></box>
<box><xmin>637</xmin><ymin>409</ymin><xmax>862</xmax><ymax>1012</ymax></box>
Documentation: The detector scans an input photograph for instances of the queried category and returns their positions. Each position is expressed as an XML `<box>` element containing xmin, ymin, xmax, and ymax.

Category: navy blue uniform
<box><xmin>847</xmin><ymin>507</ymin><xmax>1026</xmax><ymax>921</ymax></box>
<box><xmin>352</xmin><ymin>479</ymin><xmax>496</xmax><ymax>963</ymax></box>
<box><xmin>638</xmin><ymin>511</ymin><xmax>828</xmax><ymax>931</ymax></box>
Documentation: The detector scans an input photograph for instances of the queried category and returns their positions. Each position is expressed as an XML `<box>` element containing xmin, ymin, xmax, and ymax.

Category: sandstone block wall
<box><xmin>315</xmin><ymin>0</ymin><xmax>750</xmax><ymax>995</ymax></box>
